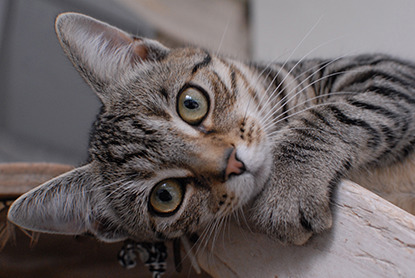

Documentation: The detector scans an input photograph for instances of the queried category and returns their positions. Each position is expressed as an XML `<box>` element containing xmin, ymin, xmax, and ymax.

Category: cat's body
<box><xmin>7</xmin><ymin>13</ymin><xmax>415</xmax><ymax>247</ymax></box>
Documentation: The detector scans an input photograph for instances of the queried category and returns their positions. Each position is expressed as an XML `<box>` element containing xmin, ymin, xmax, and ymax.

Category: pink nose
<box><xmin>225</xmin><ymin>148</ymin><xmax>246</xmax><ymax>180</ymax></box>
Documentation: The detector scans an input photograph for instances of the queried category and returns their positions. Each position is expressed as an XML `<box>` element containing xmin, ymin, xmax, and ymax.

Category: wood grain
<box><xmin>196</xmin><ymin>180</ymin><xmax>415</xmax><ymax>278</ymax></box>
<box><xmin>0</xmin><ymin>163</ymin><xmax>74</xmax><ymax>199</ymax></box>
<box><xmin>2</xmin><ymin>164</ymin><xmax>414</xmax><ymax>277</ymax></box>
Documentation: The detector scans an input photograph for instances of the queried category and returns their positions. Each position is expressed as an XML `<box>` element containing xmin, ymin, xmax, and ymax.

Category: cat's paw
<box><xmin>248</xmin><ymin>180</ymin><xmax>333</xmax><ymax>245</ymax></box>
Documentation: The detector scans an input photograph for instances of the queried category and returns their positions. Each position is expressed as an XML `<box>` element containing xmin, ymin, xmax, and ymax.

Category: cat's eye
<box><xmin>177</xmin><ymin>87</ymin><xmax>209</xmax><ymax>125</ymax></box>
<box><xmin>149</xmin><ymin>179</ymin><xmax>184</xmax><ymax>215</ymax></box>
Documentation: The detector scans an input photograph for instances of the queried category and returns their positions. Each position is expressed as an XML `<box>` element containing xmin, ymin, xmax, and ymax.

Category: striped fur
<box><xmin>8</xmin><ymin>13</ymin><xmax>415</xmax><ymax>246</ymax></box>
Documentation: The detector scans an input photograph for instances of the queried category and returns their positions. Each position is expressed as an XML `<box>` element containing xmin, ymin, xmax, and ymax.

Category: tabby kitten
<box><xmin>7</xmin><ymin>12</ymin><xmax>415</xmax><ymax>246</ymax></box>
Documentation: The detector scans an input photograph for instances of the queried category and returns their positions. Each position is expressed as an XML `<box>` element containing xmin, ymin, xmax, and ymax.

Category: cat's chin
<box><xmin>224</xmin><ymin>146</ymin><xmax>273</xmax><ymax>210</ymax></box>
<box><xmin>226</xmin><ymin>157</ymin><xmax>271</xmax><ymax>210</ymax></box>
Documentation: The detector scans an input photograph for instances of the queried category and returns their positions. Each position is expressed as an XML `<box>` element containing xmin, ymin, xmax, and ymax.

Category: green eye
<box><xmin>177</xmin><ymin>87</ymin><xmax>209</xmax><ymax>125</ymax></box>
<box><xmin>149</xmin><ymin>179</ymin><xmax>184</xmax><ymax>215</ymax></box>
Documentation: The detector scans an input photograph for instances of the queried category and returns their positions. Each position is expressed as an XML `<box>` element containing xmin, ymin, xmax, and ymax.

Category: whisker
<box><xmin>259</xmin><ymin>52</ymin><xmax>353</xmax><ymax>125</ymax></box>
<box><xmin>209</xmin><ymin>217</ymin><xmax>222</xmax><ymax>253</ymax></box>
<box><xmin>261</xmin><ymin>69</ymin><xmax>361</xmax><ymax>132</ymax></box>
<box><xmin>235</xmin><ymin>208</ymin><xmax>255</xmax><ymax>242</ymax></box>
<box><xmin>243</xmin><ymin>16</ymin><xmax>324</xmax><ymax>123</ymax></box>
<box><xmin>266</xmin><ymin>101</ymin><xmax>347</xmax><ymax>138</ymax></box>
<box><xmin>257</xmin><ymin>36</ymin><xmax>347</xmax><ymax>121</ymax></box>
<box><xmin>216</xmin><ymin>19</ymin><xmax>230</xmax><ymax>56</ymax></box>
<box><xmin>261</xmin><ymin>90</ymin><xmax>353</xmax><ymax>132</ymax></box>
<box><xmin>267</xmin><ymin>126</ymin><xmax>338</xmax><ymax>141</ymax></box>
<box><xmin>255</xmin><ymin>17</ymin><xmax>326</xmax><ymax>117</ymax></box>
<box><xmin>181</xmin><ymin>236</ymin><xmax>202</xmax><ymax>274</ymax></box>
<box><xmin>238</xmin><ymin>207</ymin><xmax>253</xmax><ymax>234</ymax></box>
<box><xmin>193</xmin><ymin>217</ymin><xmax>217</xmax><ymax>259</ymax></box>
<box><xmin>242</xmin><ymin>51</ymin><xmax>290</xmax><ymax>123</ymax></box>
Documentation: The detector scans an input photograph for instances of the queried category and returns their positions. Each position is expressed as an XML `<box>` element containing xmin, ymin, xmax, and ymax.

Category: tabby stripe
<box><xmin>131</xmin><ymin>120</ymin><xmax>158</xmax><ymax>134</ymax></box>
<box><xmin>293</xmin><ymin>128</ymin><xmax>328</xmax><ymax>144</ymax></box>
<box><xmin>298</xmin><ymin>118</ymin><xmax>330</xmax><ymax>142</ymax></box>
<box><xmin>160</xmin><ymin>87</ymin><xmax>169</xmax><ymax>100</ymax></box>
<box><xmin>279</xmin><ymin>152</ymin><xmax>308</xmax><ymax>164</ymax></box>
<box><xmin>211</xmin><ymin>71</ymin><xmax>230</xmax><ymax>98</ymax></box>
<box><xmin>91</xmin><ymin>151</ymin><xmax>108</xmax><ymax>164</ymax></box>
<box><xmin>208</xmin><ymin>70</ymin><xmax>239</xmax><ymax>109</ymax></box>
<box><xmin>107</xmin><ymin>149</ymin><xmax>151</xmax><ymax>166</ymax></box>
<box><xmin>287</xmin><ymin>142</ymin><xmax>327</xmax><ymax>152</ymax></box>
<box><xmin>386</xmin><ymin>57</ymin><xmax>415</xmax><ymax>72</ymax></box>
<box><xmin>330</xmin><ymin>55</ymin><xmax>393</xmax><ymax>75</ymax></box>
<box><xmin>373</xmin><ymin>149</ymin><xmax>392</xmax><ymax>166</ymax></box>
<box><xmin>237</xmin><ymin>73</ymin><xmax>262</xmax><ymax>108</ymax></box>
<box><xmin>192</xmin><ymin>52</ymin><xmax>211</xmax><ymax>74</ymax></box>
<box><xmin>276</xmin><ymin>87</ymin><xmax>289</xmax><ymax>119</ymax></box>
<box><xmin>366</xmin><ymin>85</ymin><xmax>415</xmax><ymax>104</ymax></box>
<box><xmin>250</xmin><ymin>63</ymin><xmax>287</xmax><ymax>109</ymax></box>
<box><xmin>346</xmin><ymin>99</ymin><xmax>400</xmax><ymax>120</ymax></box>
<box><xmin>310</xmin><ymin>60</ymin><xmax>332</xmax><ymax>94</ymax></box>
<box><xmin>326</xmin><ymin>57</ymin><xmax>398</xmax><ymax>89</ymax></box>
<box><xmin>300</xmin><ymin>117</ymin><xmax>323</xmax><ymax>130</ymax></box>
<box><xmin>104</xmin><ymin>114</ymin><xmax>136</xmax><ymax>123</ymax></box>
<box><xmin>299</xmin><ymin>115</ymin><xmax>357</xmax><ymax>148</ymax></box>
<box><xmin>370</xmin><ymin>125</ymin><xmax>398</xmax><ymax>165</ymax></box>
<box><xmin>328</xmin><ymin>105</ymin><xmax>380</xmax><ymax>148</ymax></box>
<box><xmin>399</xmin><ymin>138</ymin><xmax>415</xmax><ymax>159</ymax></box>
<box><xmin>328</xmin><ymin>159</ymin><xmax>353</xmax><ymax>196</ymax></box>
<box><xmin>303</xmin><ymin>111</ymin><xmax>357</xmax><ymax>145</ymax></box>
<box><xmin>401</xmin><ymin>118</ymin><xmax>410</xmax><ymax>134</ymax></box>
<box><xmin>225</xmin><ymin>60</ymin><xmax>262</xmax><ymax>107</ymax></box>
<box><xmin>380</xmin><ymin>124</ymin><xmax>398</xmax><ymax>147</ymax></box>
<box><xmin>344</xmin><ymin>69</ymin><xmax>415</xmax><ymax>90</ymax></box>
<box><xmin>107</xmin><ymin>128</ymin><xmax>139</xmax><ymax>144</ymax></box>
<box><xmin>373</xmin><ymin>136</ymin><xmax>415</xmax><ymax>166</ymax></box>
<box><xmin>280</xmin><ymin>144</ymin><xmax>312</xmax><ymax>163</ymax></box>
<box><xmin>394</xmin><ymin>66</ymin><xmax>415</xmax><ymax>84</ymax></box>
<box><xmin>309</xmin><ymin>110</ymin><xmax>335</xmax><ymax>129</ymax></box>
<box><xmin>122</xmin><ymin>150</ymin><xmax>151</xmax><ymax>162</ymax></box>
<box><xmin>230</xmin><ymin>69</ymin><xmax>238</xmax><ymax>99</ymax></box>
<box><xmin>264</xmin><ymin>67</ymin><xmax>289</xmax><ymax>117</ymax></box>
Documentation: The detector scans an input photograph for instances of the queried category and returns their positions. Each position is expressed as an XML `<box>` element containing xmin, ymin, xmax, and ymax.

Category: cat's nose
<box><xmin>225</xmin><ymin>148</ymin><xmax>246</xmax><ymax>180</ymax></box>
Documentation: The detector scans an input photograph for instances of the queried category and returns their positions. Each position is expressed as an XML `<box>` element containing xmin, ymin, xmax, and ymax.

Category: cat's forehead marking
<box><xmin>164</xmin><ymin>47</ymin><xmax>212</xmax><ymax>74</ymax></box>
<box><xmin>190</xmin><ymin>51</ymin><xmax>212</xmax><ymax>75</ymax></box>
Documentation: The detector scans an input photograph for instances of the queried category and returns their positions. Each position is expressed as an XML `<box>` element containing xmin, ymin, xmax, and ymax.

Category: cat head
<box><xmin>8</xmin><ymin>12</ymin><xmax>273</xmax><ymax>242</ymax></box>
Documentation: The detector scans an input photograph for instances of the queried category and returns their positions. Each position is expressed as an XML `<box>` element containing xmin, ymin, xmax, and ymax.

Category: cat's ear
<box><xmin>7</xmin><ymin>164</ymin><xmax>126</xmax><ymax>241</ymax></box>
<box><xmin>55</xmin><ymin>12</ymin><xmax>169</xmax><ymax>104</ymax></box>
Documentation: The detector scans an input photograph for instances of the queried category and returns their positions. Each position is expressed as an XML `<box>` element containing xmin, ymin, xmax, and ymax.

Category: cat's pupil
<box><xmin>184</xmin><ymin>98</ymin><xmax>199</xmax><ymax>110</ymax></box>
<box><xmin>157</xmin><ymin>189</ymin><xmax>173</xmax><ymax>202</ymax></box>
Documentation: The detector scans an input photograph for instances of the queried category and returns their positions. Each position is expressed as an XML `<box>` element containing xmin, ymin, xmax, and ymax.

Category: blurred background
<box><xmin>1</xmin><ymin>1</ymin><xmax>415</xmax><ymax>277</ymax></box>
<box><xmin>1</xmin><ymin>0</ymin><xmax>415</xmax><ymax>165</ymax></box>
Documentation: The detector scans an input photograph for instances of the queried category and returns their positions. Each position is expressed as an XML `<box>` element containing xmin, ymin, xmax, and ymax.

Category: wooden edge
<box><xmin>0</xmin><ymin>163</ymin><xmax>74</xmax><ymax>199</ymax></box>
<box><xmin>195</xmin><ymin>180</ymin><xmax>415</xmax><ymax>278</ymax></box>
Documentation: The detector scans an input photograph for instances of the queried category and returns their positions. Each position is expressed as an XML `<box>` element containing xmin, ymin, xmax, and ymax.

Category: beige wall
<box><xmin>251</xmin><ymin>0</ymin><xmax>415</xmax><ymax>61</ymax></box>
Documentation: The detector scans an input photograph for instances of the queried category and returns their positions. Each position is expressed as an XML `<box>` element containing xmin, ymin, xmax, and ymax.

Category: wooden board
<box><xmin>0</xmin><ymin>163</ymin><xmax>208</xmax><ymax>277</ymax></box>
<box><xmin>0</xmin><ymin>163</ymin><xmax>74</xmax><ymax>199</ymax></box>
<box><xmin>2</xmin><ymin>164</ymin><xmax>414</xmax><ymax>277</ymax></box>
<box><xmin>195</xmin><ymin>180</ymin><xmax>415</xmax><ymax>278</ymax></box>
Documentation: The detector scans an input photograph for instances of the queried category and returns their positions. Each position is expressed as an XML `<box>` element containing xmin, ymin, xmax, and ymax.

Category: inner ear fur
<box><xmin>7</xmin><ymin>164</ymin><xmax>95</xmax><ymax>236</ymax></box>
<box><xmin>54</xmin><ymin>12</ymin><xmax>169</xmax><ymax>104</ymax></box>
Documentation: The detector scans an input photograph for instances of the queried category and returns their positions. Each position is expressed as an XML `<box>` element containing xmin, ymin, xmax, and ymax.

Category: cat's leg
<box><xmin>247</xmin><ymin>96</ymin><xmax>415</xmax><ymax>244</ymax></box>
<box><xmin>247</xmin><ymin>126</ymin><xmax>348</xmax><ymax>245</ymax></box>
